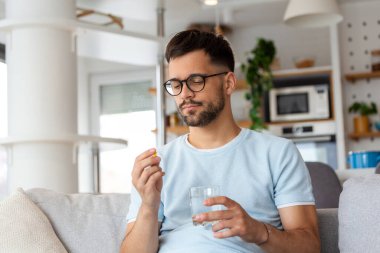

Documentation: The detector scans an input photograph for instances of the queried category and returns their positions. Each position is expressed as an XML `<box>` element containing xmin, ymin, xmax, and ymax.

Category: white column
<box><xmin>156</xmin><ymin>2</ymin><xmax>166</xmax><ymax>146</ymax></box>
<box><xmin>330</xmin><ymin>24</ymin><xmax>347</xmax><ymax>171</ymax></box>
<box><xmin>77</xmin><ymin>144</ymin><xmax>96</xmax><ymax>193</ymax></box>
<box><xmin>5</xmin><ymin>0</ymin><xmax>78</xmax><ymax>192</ymax></box>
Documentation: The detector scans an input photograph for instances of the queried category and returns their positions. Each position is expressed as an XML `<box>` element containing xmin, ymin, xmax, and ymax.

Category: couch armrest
<box><xmin>339</xmin><ymin>175</ymin><xmax>380</xmax><ymax>253</ymax></box>
<box><xmin>317</xmin><ymin>208</ymin><xmax>339</xmax><ymax>253</ymax></box>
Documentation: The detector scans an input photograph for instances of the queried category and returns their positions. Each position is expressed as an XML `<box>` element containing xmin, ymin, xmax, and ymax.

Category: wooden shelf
<box><xmin>149</xmin><ymin>81</ymin><xmax>249</xmax><ymax>95</ymax></box>
<box><xmin>155</xmin><ymin>120</ymin><xmax>342</xmax><ymax>135</ymax></box>
<box><xmin>148</xmin><ymin>87</ymin><xmax>158</xmax><ymax>95</ymax></box>
<box><xmin>149</xmin><ymin>67</ymin><xmax>333</xmax><ymax>94</ymax></box>
<box><xmin>229</xmin><ymin>67</ymin><xmax>332</xmax><ymax>90</ymax></box>
<box><xmin>265</xmin><ymin>118</ymin><xmax>335</xmax><ymax>125</ymax></box>
<box><xmin>236</xmin><ymin>79</ymin><xmax>248</xmax><ymax>90</ymax></box>
<box><xmin>272</xmin><ymin>66</ymin><xmax>332</xmax><ymax>78</ymax></box>
<box><xmin>348</xmin><ymin>131</ymin><xmax>380</xmax><ymax>140</ymax></box>
<box><xmin>153</xmin><ymin>120</ymin><xmax>252</xmax><ymax>135</ymax></box>
<box><xmin>166</xmin><ymin>125</ymin><xmax>189</xmax><ymax>135</ymax></box>
<box><xmin>167</xmin><ymin>120</ymin><xmax>251</xmax><ymax>134</ymax></box>
<box><xmin>237</xmin><ymin>120</ymin><xmax>251</xmax><ymax>128</ymax></box>
<box><xmin>345</xmin><ymin>71</ymin><xmax>380</xmax><ymax>82</ymax></box>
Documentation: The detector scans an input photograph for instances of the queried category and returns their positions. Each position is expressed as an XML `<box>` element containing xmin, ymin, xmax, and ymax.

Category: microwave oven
<box><xmin>269</xmin><ymin>84</ymin><xmax>330</xmax><ymax>122</ymax></box>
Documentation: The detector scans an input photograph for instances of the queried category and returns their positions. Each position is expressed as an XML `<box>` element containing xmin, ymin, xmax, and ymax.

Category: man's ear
<box><xmin>225</xmin><ymin>72</ymin><xmax>237</xmax><ymax>95</ymax></box>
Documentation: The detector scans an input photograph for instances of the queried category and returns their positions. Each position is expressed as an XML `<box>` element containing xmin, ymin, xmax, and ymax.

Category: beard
<box><xmin>177</xmin><ymin>85</ymin><xmax>225</xmax><ymax>127</ymax></box>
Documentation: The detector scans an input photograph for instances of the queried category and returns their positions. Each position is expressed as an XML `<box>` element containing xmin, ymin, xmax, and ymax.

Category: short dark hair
<box><xmin>165</xmin><ymin>30</ymin><xmax>235</xmax><ymax>72</ymax></box>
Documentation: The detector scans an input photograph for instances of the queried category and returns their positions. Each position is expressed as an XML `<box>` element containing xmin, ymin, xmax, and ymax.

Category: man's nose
<box><xmin>179</xmin><ymin>82</ymin><xmax>194</xmax><ymax>99</ymax></box>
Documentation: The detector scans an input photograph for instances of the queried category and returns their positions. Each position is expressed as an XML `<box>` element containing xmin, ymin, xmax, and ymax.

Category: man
<box><xmin>120</xmin><ymin>30</ymin><xmax>320</xmax><ymax>253</ymax></box>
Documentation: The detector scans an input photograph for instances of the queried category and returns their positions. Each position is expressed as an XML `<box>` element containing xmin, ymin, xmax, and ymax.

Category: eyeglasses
<box><xmin>163</xmin><ymin>72</ymin><xmax>228</xmax><ymax>96</ymax></box>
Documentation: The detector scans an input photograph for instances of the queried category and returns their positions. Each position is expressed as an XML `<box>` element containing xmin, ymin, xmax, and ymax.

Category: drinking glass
<box><xmin>189</xmin><ymin>185</ymin><xmax>222</xmax><ymax>226</ymax></box>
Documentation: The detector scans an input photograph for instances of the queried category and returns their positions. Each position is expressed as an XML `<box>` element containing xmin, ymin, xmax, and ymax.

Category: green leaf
<box><xmin>348</xmin><ymin>101</ymin><xmax>378</xmax><ymax>116</ymax></box>
<box><xmin>241</xmin><ymin>38</ymin><xmax>276</xmax><ymax>130</ymax></box>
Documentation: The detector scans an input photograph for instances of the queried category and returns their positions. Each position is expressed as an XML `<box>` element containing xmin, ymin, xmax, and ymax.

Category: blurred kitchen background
<box><xmin>0</xmin><ymin>0</ymin><xmax>380</xmax><ymax>197</ymax></box>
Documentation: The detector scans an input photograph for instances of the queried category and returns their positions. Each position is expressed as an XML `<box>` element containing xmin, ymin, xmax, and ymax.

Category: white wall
<box><xmin>339</xmin><ymin>0</ymin><xmax>380</xmax><ymax>153</ymax></box>
<box><xmin>227</xmin><ymin>23</ymin><xmax>332</xmax><ymax>125</ymax></box>
<box><xmin>76</xmin><ymin>56</ymin><xmax>147</xmax><ymax>192</ymax></box>
<box><xmin>77</xmin><ymin>57</ymin><xmax>147</xmax><ymax>134</ymax></box>
<box><xmin>230</xmin><ymin>24</ymin><xmax>331</xmax><ymax>69</ymax></box>
<box><xmin>225</xmin><ymin>0</ymin><xmax>380</xmax><ymax>166</ymax></box>
<box><xmin>0</xmin><ymin>1</ymin><xmax>5</xmax><ymax>44</ymax></box>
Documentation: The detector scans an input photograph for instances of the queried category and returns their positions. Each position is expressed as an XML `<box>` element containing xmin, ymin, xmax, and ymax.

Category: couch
<box><xmin>0</xmin><ymin>175</ymin><xmax>379</xmax><ymax>253</ymax></box>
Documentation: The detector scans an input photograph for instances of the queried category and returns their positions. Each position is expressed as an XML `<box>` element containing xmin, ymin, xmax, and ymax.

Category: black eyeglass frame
<box><xmin>163</xmin><ymin>71</ymin><xmax>228</xmax><ymax>96</ymax></box>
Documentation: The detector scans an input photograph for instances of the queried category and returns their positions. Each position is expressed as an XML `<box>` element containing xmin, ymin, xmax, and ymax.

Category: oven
<box><xmin>268</xmin><ymin>121</ymin><xmax>338</xmax><ymax>170</ymax></box>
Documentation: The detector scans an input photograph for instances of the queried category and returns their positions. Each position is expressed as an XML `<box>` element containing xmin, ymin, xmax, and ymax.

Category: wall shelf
<box><xmin>166</xmin><ymin>125</ymin><xmax>189</xmax><ymax>135</ymax></box>
<box><xmin>233</xmin><ymin>66</ymin><xmax>332</xmax><ymax>90</ymax></box>
<box><xmin>265</xmin><ymin>118</ymin><xmax>335</xmax><ymax>125</ymax></box>
<box><xmin>151</xmin><ymin>67</ymin><xmax>335</xmax><ymax>137</ymax></box>
<box><xmin>345</xmin><ymin>71</ymin><xmax>380</xmax><ymax>82</ymax></box>
<box><xmin>160</xmin><ymin>119</ymin><xmax>341</xmax><ymax>136</ymax></box>
<box><xmin>149</xmin><ymin>66</ymin><xmax>333</xmax><ymax>94</ymax></box>
<box><xmin>272</xmin><ymin>65</ymin><xmax>332</xmax><ymax>77</ymax></box>
<box><xmin>154</xmin><ymin>120</ymin><xmax>251</xmax><ymax>135</ymax></box>
<box><xmin>169</xmin><ymin>120</ymin><xmax>250</xmax><ymax>135</ymax></box>
<box><xmin>348</xmin><ymin>131</ymin><xmax>380</xmax><ymax>140</ymax></box>
<box><xmin>149</xmin><ymin>80</ymin><xmax>249</xmax><ymax>95</ymax></box>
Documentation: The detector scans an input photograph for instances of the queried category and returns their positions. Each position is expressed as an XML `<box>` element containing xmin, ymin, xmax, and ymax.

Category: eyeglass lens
<box><xmin>165</xmin><ymin>75</ymin><xmax>205</xmax><ymax>96</ymax></box>
<box><xmin>164</xmin><ymin>72</ymin><xmax>228</xmax><ymax>96</ymax></box>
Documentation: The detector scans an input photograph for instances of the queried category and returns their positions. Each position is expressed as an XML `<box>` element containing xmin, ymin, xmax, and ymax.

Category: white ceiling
<box><xmin>1</xmin><ymin>0</ymin><xmax>380</xmax><ymax>37</ymax></box>
<box><xmin>1</xmin><ymin>0</ymin><xmax>380</xmax><ymax>70</ymax></box>
<box><xmin>73</xmin><ymin>0</ymin><xmax>380</xmax><ymax>70</ymax></box>
<box><xmin>75</xmin><ymin>0</ymin><xmax>289</xmax><ymax>36</ymax></box>
<box><xmin>75</xmin><ymin>0</ymin><xmax>380</xmax><ymax>36</ymax></box>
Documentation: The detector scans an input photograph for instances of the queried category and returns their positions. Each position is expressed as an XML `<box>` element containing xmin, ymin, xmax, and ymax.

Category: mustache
<box><xmin>179</xmin><ymin>99</ymin><xmax>203</xmax><ymax>109</ymax></box>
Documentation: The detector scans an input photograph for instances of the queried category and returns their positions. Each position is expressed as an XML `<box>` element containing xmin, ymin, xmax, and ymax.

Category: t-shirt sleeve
<box><xmin>126</xmin><ymin>185</ymin><xmax>165</xmax><ymax>223</ymax></box>
<box><xmin>272</xmin><ymin>140</ymin><xmax>315</xmax><ymax>208</ymax></box>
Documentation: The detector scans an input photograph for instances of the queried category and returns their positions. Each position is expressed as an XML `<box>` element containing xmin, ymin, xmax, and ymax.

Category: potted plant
<box><xmin>241</xmin><ymin>38</ymin><xmax>276</xmax><ymax>130</ymax></box>
<box><xmin>348</xmin><ymin>101</ymin><xmax>378</xmax><ymax>133</ymax></box>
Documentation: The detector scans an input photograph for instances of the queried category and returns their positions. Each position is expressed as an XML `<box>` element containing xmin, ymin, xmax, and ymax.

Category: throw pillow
<box><xmin>26</xmin><ymin>188</ymin><xmax>130</xmax><ymax>253</ymax></box>
<box><xmin>0</xmin><ymin>188</ymin><xmax>68</xmax><ymax>253</ymax></box>
<box><xmin>339</xmin><ymin>175</ymin><xmax>380</xmax><ymax>253</ymax></box>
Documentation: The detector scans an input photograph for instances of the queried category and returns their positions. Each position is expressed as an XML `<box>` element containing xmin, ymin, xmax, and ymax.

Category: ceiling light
<box><xmin>204</xmin><ymin>0</ymin><xmax>218</xmax><ymax>6</ymax></box>
<box><xmin>284</xmin><ymin>0</ymin><xmax>343</xmax><ymax>28</ymax></box>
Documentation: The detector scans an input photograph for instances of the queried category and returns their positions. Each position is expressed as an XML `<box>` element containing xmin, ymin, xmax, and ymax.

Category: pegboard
<box><xmin>340</xmin><ymin>1</ymin><xmax>380</xmax><ymax>153</ymax></box>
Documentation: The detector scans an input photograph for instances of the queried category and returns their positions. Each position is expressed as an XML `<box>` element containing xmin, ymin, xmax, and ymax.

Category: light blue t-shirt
<box><xmin>127</xmin><ymin>128</ymin><xmax>315</xmax><ymax>253</ymax></box>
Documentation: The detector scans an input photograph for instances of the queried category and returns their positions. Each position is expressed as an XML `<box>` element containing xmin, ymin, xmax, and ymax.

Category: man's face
<box><xmin>168</xmin><ymin>50</ymin><xmax>227</xmax><ymax>127</ymax></box>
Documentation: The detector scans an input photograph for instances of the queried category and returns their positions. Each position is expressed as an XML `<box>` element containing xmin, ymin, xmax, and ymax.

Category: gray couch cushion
<box><xmin>0</xmin><ymin>188</ymin><xmax>68</xmax><ymax>253</ymax></box>
<box><xmin>317</xmin><ymin>208</ymin><xmax>339</xmax><ymax>253</ymax></box>
<box><xmin>26</xmin><ymin>188</ymin><xmax>130</xmax><ymax>253</ymax></box>
<box><xmin>339</xmin><ymin>175</ymin><xmax>380</xmax><ymax>253</ymax></box>
<box><xmin>306</xmin><ymin>162</ymin><xmax>342</xmax><ymax>208</ymax></box>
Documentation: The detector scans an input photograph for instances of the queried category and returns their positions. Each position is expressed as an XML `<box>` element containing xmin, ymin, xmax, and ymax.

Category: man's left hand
<box><xmin>192</xmin><ymin>196</ymin><xmax>268</xmax><ymax>244</ymax></box>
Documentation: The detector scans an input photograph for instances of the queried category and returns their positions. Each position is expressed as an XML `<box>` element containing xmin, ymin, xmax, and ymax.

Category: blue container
<box><xmin>348</xmin><ymin>151</ymin><xmax>380</xmax><ymax>169</ymax></box>
<box><xmin>375</xmin><ymin>121</ymin><xmax>380</xmax><ymax>131</ymax></box>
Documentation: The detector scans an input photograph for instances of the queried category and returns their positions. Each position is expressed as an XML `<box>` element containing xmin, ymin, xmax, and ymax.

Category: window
<box><xmin>91</xmin><ymin>69</ymin><xmax>156</xmax><ymax>193</ymax></box>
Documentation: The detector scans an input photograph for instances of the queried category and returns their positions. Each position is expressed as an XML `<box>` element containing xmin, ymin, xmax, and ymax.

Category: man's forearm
<box><xmin>120</xmin><ymin>205</ymin><xmax>160</xmax><ymax>253</ymax></box>
<box><xmin>260</xmin><ymin>223</ymin><xmax>320</xmax><ymax>253</ymax></box>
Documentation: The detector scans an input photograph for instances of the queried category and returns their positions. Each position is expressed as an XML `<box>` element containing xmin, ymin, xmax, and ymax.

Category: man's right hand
<box><xmin>131</xmin><ymin>148</ymin><xmax>164</xmax><ymax>211</ymax></box>
<box><xmin>121</xmin><ymin>148</ymin><xmax>163</xmax><ymax>253</ymax></box>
